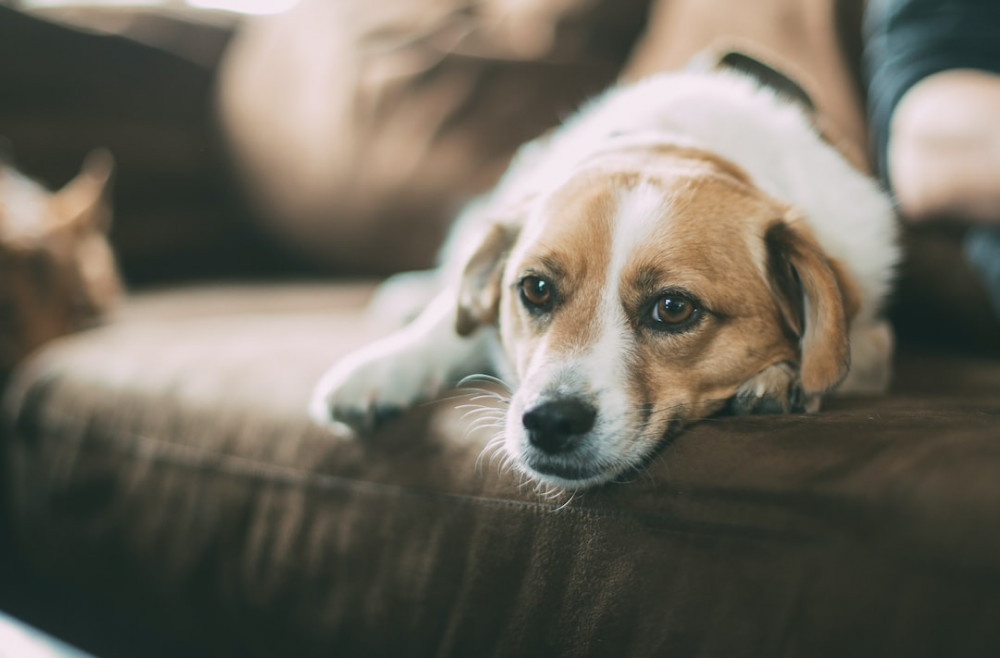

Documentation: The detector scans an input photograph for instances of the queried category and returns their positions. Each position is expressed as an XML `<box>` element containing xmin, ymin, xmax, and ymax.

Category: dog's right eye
<box><xmin>519</xmin><ymin>275</ymin><xmax>553</xmax><ymax>311</ymax></box>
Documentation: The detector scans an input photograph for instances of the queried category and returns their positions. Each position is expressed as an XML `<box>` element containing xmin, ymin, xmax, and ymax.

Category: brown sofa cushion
<box><xmin>2</xmin><ymin>282</ymin><xmax>1000</xmax><ymax>657</ymax></box>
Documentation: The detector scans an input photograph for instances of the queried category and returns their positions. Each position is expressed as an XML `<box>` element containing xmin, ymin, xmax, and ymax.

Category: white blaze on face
<box><xmin>581</xmin><ymin>182</ymin><xmax>671</xmax><ymax>443</ymax></box>
<box><xmin>503</xmin><ymin>180</ymin><xmax>676</xmax><ymax>482</ymax></box>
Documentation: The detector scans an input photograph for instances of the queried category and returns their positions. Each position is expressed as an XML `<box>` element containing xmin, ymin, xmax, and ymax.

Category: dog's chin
<box><xmin>517</xmin><ymin>453</ymin><xmax>633</xmax><ymax>491</ymax></box>
<box><xmin>505</xmin><ymin>423</ymin><xmax>673</xmax><ymax>491</ymax></box>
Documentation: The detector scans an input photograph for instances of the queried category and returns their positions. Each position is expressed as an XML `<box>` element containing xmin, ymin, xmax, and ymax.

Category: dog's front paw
<box><xmin>309</xmin><ymin>340</ymin><xmax>443</xmax><ymax>434</ymax></box>
<box><xmin>729</xmin><ymin>361</ymin><xmax>819</xmax><ymax>415</ymax></box>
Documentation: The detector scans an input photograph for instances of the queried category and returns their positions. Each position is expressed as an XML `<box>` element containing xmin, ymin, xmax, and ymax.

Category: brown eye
<box><xmin>651</xmin><ymin>294</ymin><xmax>695</xmax><ymax>326</ymax></box>
<box><xmin>520</xmin><ymin>275</ymin><xmax>552</xmax><ymax>309</ymax></box>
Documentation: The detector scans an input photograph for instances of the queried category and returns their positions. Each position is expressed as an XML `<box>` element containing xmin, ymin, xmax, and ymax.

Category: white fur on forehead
<box><xmin>604</xmin><ymin>183</ymin><xmax>672</xmax><ymax>329</ymax></box>
<box><xmin>584</xmin><ymin>184</ymin><xmax>671</xmax><ymax>406</ymax></box>
<box><xmin>610</xmin><ymin>182</ymin><xmax>672</xmax><ymax>269</ymax></box>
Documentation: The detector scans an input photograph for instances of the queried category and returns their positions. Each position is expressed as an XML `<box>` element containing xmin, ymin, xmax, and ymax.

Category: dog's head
<box><xmin>456</xmin><ymin>140</ymin><xmax>859</xmax><ymax>488</ymax></box>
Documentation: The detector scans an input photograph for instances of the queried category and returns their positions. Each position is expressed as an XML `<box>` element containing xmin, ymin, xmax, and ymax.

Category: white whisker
<box><xmin>457</xmin><ymin>373</ymin><xmax>513</xmax><ymax>393</ymax></box>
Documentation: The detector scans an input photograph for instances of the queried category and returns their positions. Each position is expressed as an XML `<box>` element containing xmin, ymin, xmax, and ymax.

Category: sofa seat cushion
<box><xmin>3</xmin><ymin>282</ymin><xmax>1000</xmax><ymax>657</ymax></box>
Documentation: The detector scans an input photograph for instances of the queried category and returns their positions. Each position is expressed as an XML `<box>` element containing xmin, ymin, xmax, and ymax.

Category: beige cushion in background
<box><xmin>216</xmin><ymin>0</ymin><xmax>650</xmax><ymax>274</ymax></box>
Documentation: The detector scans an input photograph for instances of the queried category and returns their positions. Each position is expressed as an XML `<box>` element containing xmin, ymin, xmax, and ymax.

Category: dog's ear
<box><xmin>764</xmin><ymin>213</ymin><xmax>860</xmax><ymax>396</ymax></box>
<box><xmin>456</xmin><ymin>222</ymin><xmax>519</xmax><ymax>336</ymax></box>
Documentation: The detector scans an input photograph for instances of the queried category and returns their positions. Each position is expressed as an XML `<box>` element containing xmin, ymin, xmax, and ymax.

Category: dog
<box><xmin>310</xmin><ymin>66</ymin><xmax>898</xmax><ymax>490</ymax></box>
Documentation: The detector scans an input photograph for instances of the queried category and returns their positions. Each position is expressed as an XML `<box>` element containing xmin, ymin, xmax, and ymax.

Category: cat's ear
<box><xmin>50</xmin><ymin>149</ymin><xmax>115</xmax><ymax>233</ymax></box>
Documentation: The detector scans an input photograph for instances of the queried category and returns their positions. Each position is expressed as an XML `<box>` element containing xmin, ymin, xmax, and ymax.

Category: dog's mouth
<box><xmin>525</xmin><ymin>456</ymin><xmax>607</xmax><ymax>483</ymax></box>
<box><xmin>514</xmin><ymin>413</ymin><xmax>684</xmax><ymax>490</ymax></box>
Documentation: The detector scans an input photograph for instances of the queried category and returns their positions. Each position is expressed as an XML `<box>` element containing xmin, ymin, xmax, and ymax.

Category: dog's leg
<box><xmin>366</xmin><ymin>268</ymin><xmax>441</xmax><ymax>329</ymax></box>
<box><xmin>309</xmin><ymin>287</ymin><xmax>496</xmax><ymax>433</ymax></box>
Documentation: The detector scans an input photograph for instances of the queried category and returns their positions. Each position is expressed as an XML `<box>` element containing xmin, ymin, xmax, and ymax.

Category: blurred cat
<box><xmin>0</xmin><ymin>148</ymin><xmax>121</xmax><ymax>373</ymax></box>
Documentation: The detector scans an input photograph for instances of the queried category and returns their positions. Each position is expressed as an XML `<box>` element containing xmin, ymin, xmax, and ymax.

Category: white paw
<box><xmin>366</xmin><ymin>269</ymin><xmax>441</xmax><ymax>329</ymax></box>
<box><xmin>309</xmin><ymin>338</ymin><xmax>444</xmax><ymax>434</ymax></box>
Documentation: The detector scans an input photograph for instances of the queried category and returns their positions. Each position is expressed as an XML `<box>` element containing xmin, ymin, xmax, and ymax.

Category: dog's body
<box><xmin>310</xmin><ymin>69</ymin><xmax>898</xmax><ymax>490</ymax></box>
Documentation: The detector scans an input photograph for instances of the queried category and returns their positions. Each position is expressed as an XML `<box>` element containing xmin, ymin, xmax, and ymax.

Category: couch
<box><xmin>2</xmin><ymin>4</ymin><xmax>999</xmax><ymax>658</ymax></box>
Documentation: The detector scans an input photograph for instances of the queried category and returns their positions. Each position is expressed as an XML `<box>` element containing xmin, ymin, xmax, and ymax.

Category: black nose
<box><xmin>522</xmin><ymin>399</ymin><xmax>597</xmax><ymax>454</ymax></box>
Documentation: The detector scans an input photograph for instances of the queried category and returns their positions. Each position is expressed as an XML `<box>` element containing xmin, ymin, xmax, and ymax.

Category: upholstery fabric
<box><xmin>3</xmin><ymin>283</ymin><xmax>1000</xmax><ymax>657</ymax></box>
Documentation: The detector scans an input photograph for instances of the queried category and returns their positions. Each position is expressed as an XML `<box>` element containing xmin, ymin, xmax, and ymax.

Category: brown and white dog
<box><xmin>310</xmin><ymin>68</ymin><xmax>898</xmax><ymax>489</ymax></box>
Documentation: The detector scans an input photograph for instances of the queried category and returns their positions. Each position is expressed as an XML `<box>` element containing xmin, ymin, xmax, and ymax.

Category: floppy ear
<box><xmin>456</xmin><ymin>222</ymin><xmax>519</xmax><ymax>336</ymax></box>
<box><xmin>764</xmin><ymin>214</ymin><xmax>859</xmax><ymax>396</ymax></box>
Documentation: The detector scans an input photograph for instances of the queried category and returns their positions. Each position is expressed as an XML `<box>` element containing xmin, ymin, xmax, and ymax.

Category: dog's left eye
<box><xmin>649</xmin><ymin>293</ymin><xmax>698</xmax><ymax>329</ymax></box>
<box><xmin>520</xmin><ymin>275</ymin><xmax>553</xmax><ymax>310</ymax></box>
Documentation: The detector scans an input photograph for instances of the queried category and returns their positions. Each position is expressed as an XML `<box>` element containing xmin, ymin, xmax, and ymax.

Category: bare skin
<box><xmin>888</xmin><ymin>69</ymin><xmax>1000</xmax><ymax>225</ymax></box>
